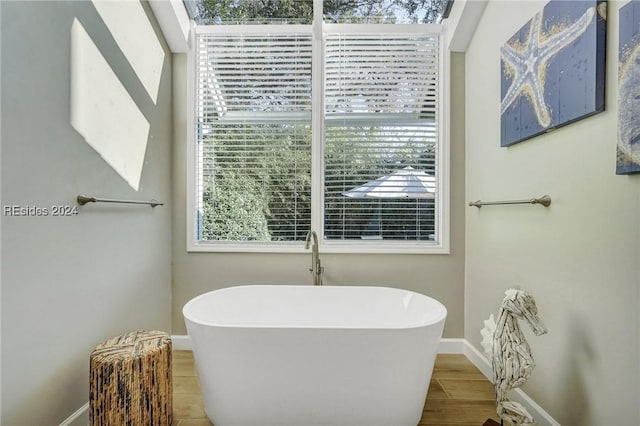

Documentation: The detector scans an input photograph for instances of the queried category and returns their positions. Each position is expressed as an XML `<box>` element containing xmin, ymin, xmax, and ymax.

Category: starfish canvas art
<box><xmin>500</xmin><ymin>1</ymin><xmax>607</xmax><ymax>147</ymax></box>
<box><xmin>617</xmin><ymin>0</ymin><xmax>640</xmax><ymax>174</ymax></box>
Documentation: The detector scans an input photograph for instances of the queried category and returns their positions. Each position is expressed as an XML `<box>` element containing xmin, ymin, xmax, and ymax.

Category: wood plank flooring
<box><xmin>172</xmin><ymin>351</ymin><xmax>500</xmax><ymax>425</ymax></box>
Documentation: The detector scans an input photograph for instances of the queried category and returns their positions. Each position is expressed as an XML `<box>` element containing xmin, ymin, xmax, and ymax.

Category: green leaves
<box><xmin>201</xmin><ymin>169</ymin><xmax>271</xmax><ymax>241</ymax></box>
<box><xmin>197</xmin><ymin>0</ymin><xmax>313</xmax><ymax>24</ymax></box>
<box><xmin>196</xmin><ymin>0</ymin><xmax>449</xmax><ymax>25</ymax></box>
<box><xmin>200</xmin><ymin>124</ymin><xmax>311</xmax><ymax>242</ymax></box>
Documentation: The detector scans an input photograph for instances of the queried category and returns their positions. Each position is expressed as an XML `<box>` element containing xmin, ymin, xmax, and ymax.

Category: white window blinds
<box><xmin>323</xmin><ymin>33</ymin><xmax>440</xmax><ymax>242</ymax></box>
<box><xmin>195</xmin><ymin>31</ymin><xmax>312</xmax><ymax>242</ymax></box>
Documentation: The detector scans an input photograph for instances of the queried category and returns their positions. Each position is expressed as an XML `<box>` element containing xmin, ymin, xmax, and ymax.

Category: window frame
<box><xmin>186</xmin><ymin>18</ymin><xmax>450</xmax><ymax>254</ymax></box>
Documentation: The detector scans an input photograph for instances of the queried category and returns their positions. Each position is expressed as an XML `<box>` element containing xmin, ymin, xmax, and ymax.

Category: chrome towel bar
<box><xmin>77</xmin><ymin>195</ymin><xmax>163</xmax><ymax>208</ymax></box>
<box><xmin>468</xmin><ymin>195</ymin><xmax>551</xmax><ymax>208</ymax></box>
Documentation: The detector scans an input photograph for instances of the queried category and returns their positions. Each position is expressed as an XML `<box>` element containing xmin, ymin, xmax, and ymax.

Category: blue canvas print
<box><xmin>617</xmin><ymin>0</ymin><xmax>640</xmax><ymax>174</ymax></box>
<box><xmin>500</xmin><ymin>1</ymin><xmax>607</xmax><ymax>147</ymax></box>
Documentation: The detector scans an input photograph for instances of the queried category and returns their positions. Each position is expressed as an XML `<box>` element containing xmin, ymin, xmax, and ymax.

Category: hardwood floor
<box><xmin>172</xmin><ymin>351</ymin><xmax>500</xmax><ymax>426</ymax></box>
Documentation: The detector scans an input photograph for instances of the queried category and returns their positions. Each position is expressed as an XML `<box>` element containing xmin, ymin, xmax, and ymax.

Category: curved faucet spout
<box><xmin>304</xmin><ymin>230</ymin><xmax>323</xmax><ymax>286</ymax></box>
<box><xmin>304</xmin><ymin>229</ymin><xmax>317</xmax><ymax>250</ymax></box>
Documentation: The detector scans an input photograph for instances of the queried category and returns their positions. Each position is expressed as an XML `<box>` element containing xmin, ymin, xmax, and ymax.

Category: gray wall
<box><xmin>464</xmin><ymin>1</ymin><xmax>640</xmax><ymax>424</ymax></box>
<box><xmin>171</xmin><ymin>52</ymin><xmax>467</xmax><ymax>337</ymax></box>
<box><xmin>1</xmin><ymin>1</ymin><xmax>173</xmax><ymax>424</ymax></box>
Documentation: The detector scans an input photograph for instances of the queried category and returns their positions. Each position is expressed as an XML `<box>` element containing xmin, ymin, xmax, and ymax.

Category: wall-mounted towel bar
<box><xmin>77</xmin><ymin>195</ymin><xmax>164</xmax><ymax>208</ymax></box>
<box><xmin>468</xmin><ymin>195</ymin><xmax>551</xmax><ymax>208</ymax></box>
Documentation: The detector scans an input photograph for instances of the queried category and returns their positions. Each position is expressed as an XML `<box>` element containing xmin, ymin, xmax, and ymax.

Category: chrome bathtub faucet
<box><xmin>304</xmin><ymin>230</ymin><xmax>324</xmax><ymax>286</ymax></box>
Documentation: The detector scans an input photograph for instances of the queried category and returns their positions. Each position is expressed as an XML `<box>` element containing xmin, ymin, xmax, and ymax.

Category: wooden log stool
<box><xmin>90</xmin><ymin>330</ymin><xmax>172</xmax><ymax>426</ymax></box>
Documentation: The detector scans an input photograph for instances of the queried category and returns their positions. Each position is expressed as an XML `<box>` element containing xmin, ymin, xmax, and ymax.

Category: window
<box><xmin>193</xmin><ymin>0</ymin><xmax>313</xmax><ymax>24</ymax></box>
<box><xmin>188</xmin><ymin>2</ymin><xmax>449</xmax><ymax>253</ymax></box>
<box><xmin>324</xmin><ymin>32</ymin><xmax>439</xmax><ymax>245</ymax></box>
<box><xmin>190</xmin><ymin>0</ymin><xmax>451</xmax><ymax>25</ymax></box>
<box><xmin>323</xmin><ymin>0</ymin><xmax>450</xmax><ymax>24</ymax></box>
<box><xmin>194</xmin><ymin>30</ymin><xmax>312</xmax><ymax>244</ymax></box>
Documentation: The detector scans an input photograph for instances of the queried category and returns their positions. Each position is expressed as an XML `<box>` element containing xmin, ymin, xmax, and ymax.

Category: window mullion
<box><xmin>311</xmin><ymin>0</ymin><xmax>325</xmax><ymax>244</ymax></box>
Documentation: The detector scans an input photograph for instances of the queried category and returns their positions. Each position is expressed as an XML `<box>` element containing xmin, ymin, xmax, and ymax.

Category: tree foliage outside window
<box><xmin>201</xmin><ymin>169</ymin><xmax>271</xmax><ymax>241</ymax></box>
<box><xmin>195</xmin><ymin>0</ymin><xmax>450</xmax><ymax>25</ymax></box>
<box><xmin>198</xmin><ymin>123</ymin><xmax>312</xmax><ymax>242</ymax></box>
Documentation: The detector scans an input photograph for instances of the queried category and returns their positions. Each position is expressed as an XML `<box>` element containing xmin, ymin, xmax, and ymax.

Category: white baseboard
<box><xmin>171</xmin><ymin>334</ymin><xmax>192</xmax><ymax>350</ymax></box>
<box><xmin>438</xmin><ymin>337</ymin><xmax>465</xmax><ymax>353</ymax></box>
<box><xmin>464</xmin><ymin>341</ymin><xmax>560</xmax><ymax>426</ymax></box>
<box><xmin>59</xmin><ymin>402</ymin><xmax>89</xmax><ymax>426</ymax></box>
<box><xmin>63</xmin><ymin>336</ymin><xmax>558</xmax><ymax>426</ymax></box>
<box><xmin>463</xmin><ymin>338</ymin><xmax>493</xmax><ymax>378</ymax></box>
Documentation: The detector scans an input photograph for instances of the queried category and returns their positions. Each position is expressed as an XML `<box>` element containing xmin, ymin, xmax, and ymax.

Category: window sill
<box><xmin>187</xmin><ymin>240</ymin><xmax>450</xmax><ymax>254</ymax></box>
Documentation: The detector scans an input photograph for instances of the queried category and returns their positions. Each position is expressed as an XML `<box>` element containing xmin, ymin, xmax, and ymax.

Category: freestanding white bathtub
<box><xmin>183</xmin><ymin>285</ymin><xmax>447</xmax><ymax>426</ymax></box>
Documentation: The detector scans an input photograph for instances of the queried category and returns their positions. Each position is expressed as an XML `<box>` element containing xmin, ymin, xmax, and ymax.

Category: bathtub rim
<box><xmin>183</xmin><ymin>284</ymin><xmax>447</xmax><ymax>331</ymax></box>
